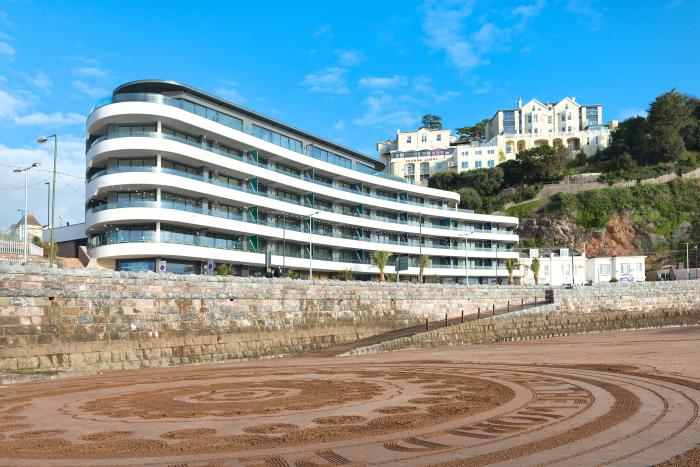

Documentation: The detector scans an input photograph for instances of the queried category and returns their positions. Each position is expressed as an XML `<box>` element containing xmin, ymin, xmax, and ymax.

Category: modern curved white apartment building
<box><xmin>84</xmin><ymin>80</ymin><xmax>519</xmax><ymax>282</ymax></box>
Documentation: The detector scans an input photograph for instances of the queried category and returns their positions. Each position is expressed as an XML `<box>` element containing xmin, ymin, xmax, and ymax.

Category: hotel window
<box><xmin>567</xmin><ymin>113</ymin><xmax>572</xmax><ymax>120</ymax></box>
<box><xmin>561</xmin><ymin>114</ymin><xmax>566</xmax><ymax>122</ymax></box>
<box><xmin>531</xmin><ymin>105</ymin><xmax>535</xmax><ymax>111</ymax></box>
<box><xmin>421</xmin><ymin>134</ymin><xmax>427</xmax><ymax>143</ymax></box>
<box><xmin>506</xmin><ymin>146</ymin><xmax>512</xmax><ymax>153</ymax></box>
<box><xmin>487</xmin><ymin>160</ymin><xmax>495</xmax><ymax>167</ymax></box>
<box><xmin>548</xmin><ymin>116</ymin><xmax>552</xmax><ymax>123</ymax></box>
<box><xmin>462</xmin><ymin>150</ymin><xmax>468</xmax><ymax>156</ymax></box>
<box><xmin>487</xmin><ymin>149</ymin><xmax>495</xmax><ymax>154</ymax></box>
<box><xmin>534</xmin><ymin>114</ymin><xmax>538</xmax><ymax>122</ymax></box>
<box><xmin>534</xmin><ymin>128</ymin><xmax>538</xmax><ymax>134</ymax></box>
<box><xmin>527</xmin><ymin>115</ymin><xmax>532</xmax><ymax>123</ymax></box>
<box><xmin>475</xmin><ymin>161</ymin><xmax>482</xmax><ymax>168</ymax></box>
<box><xmin>250</xmin><ymin>124</ymin><xmax>303</xmax><ymax>153</ymax></box>
<box><xmin>437</xmin><ymin>134</ymin><xmax>442</xmax><ymax>141</ymax></box>
<box><xmin>406</xmin><ymin>163</ymin><xmax>415</xmax><ymax>175</ymax></box>
<box><xmin>407</xmin><ymin>136</ymin><xmax>412</xmax><ymax>144</ymax></box>
<box><xmin>568</xmin><ymin>126</ymin><xmax>572</xmax><ymax>132</ymax></box>
<box><xmin>461</xmin><ymin>162</ymin><xmax>469</xmax><ymax>169</ymax></box>
<box><xmin>475</xmin><ymin>150</ymin><xmax>482</xmax><ymax>155</ymax></box>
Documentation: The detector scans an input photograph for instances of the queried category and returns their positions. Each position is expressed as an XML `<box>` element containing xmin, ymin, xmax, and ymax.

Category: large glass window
<box><xmin>117</xmin><ymin>259</ymin><xmax>155</xmax><ymax>272</ymax></box>
<box><xmin>252</xmin><ymin>124</ymin><xmax>304</xmax><ymax>153</ymax></box>
<box><xmin>116</xmin><ymin>191</ymin><xmax>156</xmax><ymax>207</ymax></box>
<box><xmin>308</xmin><ymin>145</ymin><xmax>353</xmax><ymax>169</ymax></box>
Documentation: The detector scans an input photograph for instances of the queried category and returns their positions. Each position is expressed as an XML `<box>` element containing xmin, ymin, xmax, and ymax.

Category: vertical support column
<box><xmin>156</xmin><ymin>154</ymin><xmax>162</xmax><ymax>168</ymax></box>
<box><xmin>155</xmin><ymin>221</ymin><xmax>161</xmax><ymax>243</ymax></box>
<box><xmin>156</xmin><ymin>120</ymin><xmax>162</xmax><ymax>134</ymax></box>
<box><xmin>156</xmin><ymin>188</ymin><xmax>161</xmax><ymax>207</ymax></box>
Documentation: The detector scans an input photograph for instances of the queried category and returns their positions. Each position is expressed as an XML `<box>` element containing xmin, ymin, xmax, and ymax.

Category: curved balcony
<box><xmin>86</xmin><ymin>167</ymin><xmax>519</xmax><ymax>242</ymax></box>
<box><xmin>85</xmin><ymin>201</ymin><xmax>519</xmax><ymax>259</ymax></box>
<box><xmin>89</xmin><ymin>93</ymin><xmax>410</xmax><ymax>182</ymax></box>
<box><xmin>86</xmin><ymin>130</ymin><xmax>478</xmax><ymax>216</ymax></box>
<box><xmin>86</xmin><ymin>99</ymin><xmax>465</xmax><ymax>206</ymax></box>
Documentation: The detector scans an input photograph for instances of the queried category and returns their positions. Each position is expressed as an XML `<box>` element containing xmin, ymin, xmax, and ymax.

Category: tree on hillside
<box><xmin>647</xmin><ymin>91</ymin><xmax>692</xmax><ymax>163</ymax></box>
<box><xmin>648</xmin><ymin>90</ymin><xmax>692</xmax><ymax>131</ymax></box>
<box><xmin>457</xmin><ymin>187</ymin><xmax>482</xmax><ymax>211</ymax></box>
<box><xmin>500</xmin><ymin>159</ymin><xmax>523</xmax><ymax>188</ymax></box>
<box><xmin>427</xmin><ymin>170</ymin><xmax>457</xmax><ymax>191</ymax></box>
<box><xmin>456</xmin><ymin>118</ymin><xmax>490</xmax><ymax>140</ymax></box>
<box><xmin>516</xmin><ymin>145</ymin><xmax>569</xmax><ymax>184</ymax></box>
<box><xmin>420</xmin><ymin>114</ymin><xmax>443</xmax><ymax>130</ymax></box>
<box><xmin>680</xmin><ymin>97</ymin><xmax>700</xmax><ymax>151</ymax></box>
<box><xmin>609</xmin><ymin>117</ymin><xmax>650</xmax><ymax>163</ymax></box>
<box><xmin>456</xmin><ymin>167</ymin><xmax>504</xmax><ymax>197</ymax></box>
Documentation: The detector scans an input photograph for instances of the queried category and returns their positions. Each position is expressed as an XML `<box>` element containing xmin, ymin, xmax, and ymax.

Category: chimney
<box><xmin>517</xmin><ymin>97</ymin><xmax>522</xmax><ymax>109</ymax></box>
<box><xmin>571</xmin><ymin>96</ymin><xmax>576</xmax><ymax>102</ymax></box>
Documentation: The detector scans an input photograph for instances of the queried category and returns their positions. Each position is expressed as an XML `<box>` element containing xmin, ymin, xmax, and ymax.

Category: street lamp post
<box><xmin>37</xmin><ymin>134</ymin><xmax>57</xmax><ymax>267</ymax></box>
<box><xmin>685</xmin><ymin>242</ymin><xmax>690</xmax><ymax>280</ymax></box>
<box><xmin>44</xmin><ymin>181</ymin><xmax>50</xmax><ymax>226</ymax></box>
<box><xmin>308</xmin><ymin>210</ymin><xmax>320</xmax><ymax>280</ymax></box>
<box><xmin>13</xmin><ymin>162</ymin><xmax>41</xmax><ymax>264</ymax></box>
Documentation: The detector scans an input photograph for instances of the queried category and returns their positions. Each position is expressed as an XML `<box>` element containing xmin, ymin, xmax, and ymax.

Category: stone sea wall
<box><xmin>0</xmin><ymin>264</ymin><xmax>546</xmax><ymax>372</ymax></box>
<box><xmin>345</xmin><ymin>281</ymin><xmax>700</xmax><ymax>355</ymax></box>
<box><xmin>1</xmin><ymin>264</ymin><xmax>699</xmax><ymax>372</ymax></box>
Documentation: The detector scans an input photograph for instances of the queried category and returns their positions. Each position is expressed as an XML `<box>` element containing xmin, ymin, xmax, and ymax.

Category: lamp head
<box><xmin>37</xmin><ymin>136</ymin><xmax>49</xmax><ymax>144</ymax></box>
<box><xmin>31</xmin><ymin>162</ymin><xmax>41</xmax><ymax>168</ymax></box>
<box><xmin>12</xmin><ymin>169</ymin><xmax>21</xmax><ymax>173</ymax></box>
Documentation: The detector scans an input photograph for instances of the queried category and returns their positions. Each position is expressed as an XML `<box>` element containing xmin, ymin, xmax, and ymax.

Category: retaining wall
<box><xmin>1</xmin><ymin>264</ymin><xmax>698</xmax><ymax>372</ymax></box>
<box><xmin>0</xmin><ymin>264</ymin><xmax>546</xmax><ymax>372</ymax></box>
<box><xmin>345</xmin><ymin>281</ymin><xmax>700</xmax><ymax>355</ymax></box>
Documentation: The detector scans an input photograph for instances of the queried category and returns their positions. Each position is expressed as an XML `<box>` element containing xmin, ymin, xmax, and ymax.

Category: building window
<box><xmin>531</xmin><ymin>105</ymin><xmax>535</xmax><ymax>111</ymax></box>
<box><xmin>599</xmin><ymin>264</ymin><xmax>611</xmax><ymax>275</ymax></box>
<box><xmin>421</xmin><ymin>134</ymin><xmax>427</xmax><ymax>143</ymax></box>
<box><xmin>406</xmin><ymin>163</ymin><xmax>415</xmax><ymax>175</ymax></box>
<box><xmin>568</xmin><ymin>126</ymin><xmax>572</xmax><ymax>132</ymax></box>
<box><xmin>567</xmin><ymin>113</ymin><xmax>572</xmax><ymax>120</ymax></box>
<box><xmin>461</xmin><ymin>150</ymin><xmax>468</xmax><ymax>156</ymax></box>
<box><xmin>506</xmin><ymin>146</ymin><xmax>512</xmax><ymax>153</ymax></box>
<box><xmin>548</xmin><ymin>116</ymin><xmax>552</xmax><ymax>124</ymax></box>
<box><xmin>436</xmin><ymin>134</ymin><xmax>442</xmax><ymax>141</ymax></box>
<box><xmin>475</xmin><ymin>161</ymin><xmax>482</xmax><ymax>168</ymax></box>
<box><xmin>487</xmin><ymin>149</ymin><xmax>495</xmax><ymax>154</ymax></box>
<box><xmin>534</xmin><ymin>114</ymin><xmax>538</xmax><ymax>123</ymax></box>
<box><xmin>461</xmin><ymin>162</ymin><xmax>469</xmax><ymax>169</ymax></box>
<box><xmin>407</xmin><ymin>136</ymin><xmax>412</xmax><ymax>144</ymax></box>
<box><xmin>487</xmin><ymin>160</ymin><xmax>495</xmax><ymax>167</ymax></box>
<box><xmin>527</xmin><ymin>115</ymin><xmax>532</xmax><ymax>124</ymax></box>
<box><xmin>561</xmin><ymin>114</ymin><xmax>566</xmax><ymax>122</ymax></box>
<box><xmin>475</xmin><ymin>150</ymin><xmax>482</xmax><ymax>155</ymax></box>
<box><xmin>534</xmin><ymin>128</ymin><xmax>538</xmax><ymax>134</ymax></box>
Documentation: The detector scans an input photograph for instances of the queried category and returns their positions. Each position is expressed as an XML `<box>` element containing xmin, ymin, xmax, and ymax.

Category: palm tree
<box><xmin>504</xmin><ymin>258</ymin><xmax>518</xmax><ymax>285</ymax></box>
<box><xmin>531</xmin><ymin>258</ymin><xmax>541</xmax><ymax>285</ymax></box>
<box><xmin>419</xmin><ymin>255</ymin><xmax>431</xmax><ymax>283</ymax></box>
<box><xmin>371</xmin><ymin>250</ymin><xmax>392</xmax><ymax>281</ymax></box>
<box><xmin>338</xmin><ymin>268</ymin><xmax>353</xmax><ymax>281</ymax></box>
<box><xmin>214</xmin><ymin>263</ymin><xmax>234</xmax><ymax>276</ymax></box>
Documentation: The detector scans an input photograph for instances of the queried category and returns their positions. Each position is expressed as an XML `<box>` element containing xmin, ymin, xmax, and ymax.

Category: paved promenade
<box><xmin>0</xmin><ymin>326</ymin><xmax>698</xmax><ymax>466</ymax></box>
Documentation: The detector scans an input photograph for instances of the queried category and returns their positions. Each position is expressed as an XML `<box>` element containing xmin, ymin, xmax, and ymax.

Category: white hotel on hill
<box><xmin>380</xmin><ymin>97</ymin><xmax>616</xmax><ymax>186</ymax></box>
<box><xmin>80</xmin><ymin>80</ymin><xmax>519</xmax><ymax>282</ymax></box>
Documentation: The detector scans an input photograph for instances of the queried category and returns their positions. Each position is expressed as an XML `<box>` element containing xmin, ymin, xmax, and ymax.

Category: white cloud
<box><xmin>333</xmin><ymin>120</ymin><xmax>346</xmax><ymax>131</ymax></box>
<box><xmin>312</xmin><ymin>25</ymin><xmax>332</xmax><ymax>38</ymax></box>
<box><xmin>359</xmin><ymin>75</ymin><xmax>408</xmax><ymax>90</ymax></box>
<box><xmin>301</xmin><ymin>67</ymin><xmax>350</xmax><ymax>94</ymax></box>
<box><xmin>24</xmin><ymin>71</ymin><xmax>52</xmax><ymax>92</ymax></box>
<box><xmin>14</xmin><ymin>112</ymin><xmax>85</xmax><ymax>127</ymax></box>
<box><xmin>421</xmin><ymin>0</ymin><xmax>546</xmax><ymax>75</ymax></box>
<box><xmin>0</xmin><ymin>136</ymin><xmax>86</xmax><ymax>228</ymax></box>
<box><xmin>422</xmin><ymin>0</ymin><xmax>480</xmax><ymax>70</ymax></box>
<box><xmin>566</xmin><ymin>0</ymin><xmax>603</xmax><ymax>30</ymax></box>
<box><xmin>0</xmin><ymin>88</ymin><xmax>25</xmax><ymax>118</ymax></box>
<box><xmin>337</xmin><ymin>50</ymin><xmax>365</xmax><ymax>66</ymax></box>
<box><xmin>72</xmin><ymin>80</ymin><xmax>108</xmax><ymax>98</ymax></box>
<box><xmin>74</xmin><ymin>66</ymin><xmax>107</xmax><ymax>78</ymax></box>
<box><xmin>215</xmin><ymin>80</ymin><xmax>246</xmax><ymax>103</ymax></box>
<box><xmin>352</xmin><ymin>93</ymin><xmax>420</xmax><ymax>128</ymax></box>
<box><xmin>0</xmin><ymin>41</ymin><xmax>15</xmax><ymax>57</ymax></box>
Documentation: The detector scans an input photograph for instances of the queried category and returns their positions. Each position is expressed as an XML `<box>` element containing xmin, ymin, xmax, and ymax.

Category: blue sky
<box><xmin>0</xmin><ymin>0</ymin><xmax>698</xmax><ymax>228</ymax></box>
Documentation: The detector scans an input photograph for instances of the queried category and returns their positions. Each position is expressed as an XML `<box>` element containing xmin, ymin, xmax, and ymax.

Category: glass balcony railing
<box><xmin>87</xmin><ymin>166</ymin><xmax>517</xmax><ymax>238</ymax></box>
<box><xmin>86</xmin><ymin>200</ymin><xmax>518</xmax><ymax>255</ymax></box>
<box><xmin>91</xmin><ymin>92</ymin><xmax>411</xmax><ymax>184</ymax></box>
<box><xmin>87</xmin><ymin>130</ymin><xmax>478</xmax><ymax>212</ymax></box>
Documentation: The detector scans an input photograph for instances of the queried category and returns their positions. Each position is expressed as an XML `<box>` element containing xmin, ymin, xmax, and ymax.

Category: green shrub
<box><xmin>505</xmin><ymin>200</ymin><xmax>544</xmax><ymax>218</ymax></box>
